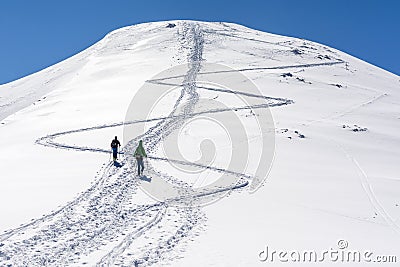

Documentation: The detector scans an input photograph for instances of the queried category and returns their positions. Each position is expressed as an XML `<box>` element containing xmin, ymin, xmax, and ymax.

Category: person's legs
<box><xmin>112</xmin><ymin>148</ymin><xmax>117</xmax><ymax>161</ymax></box>
<box><xmin>139</xmin><ymin>159</ymin><xmax>145</xmax><ymax>174</ymax></box>
<box><xmin>136</xmin><ymin>159</ymin><xmax>141</xmax><ymax>175</ymax></box>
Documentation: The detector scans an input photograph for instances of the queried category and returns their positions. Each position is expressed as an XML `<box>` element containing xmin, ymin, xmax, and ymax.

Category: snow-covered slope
<box><xmin>0</xmin><ymin>20</ymin><xmax>399</xmax><ymax>266</ymax></box>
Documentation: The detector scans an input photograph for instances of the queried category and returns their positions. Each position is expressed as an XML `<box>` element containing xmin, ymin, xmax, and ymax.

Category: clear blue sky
<box><xmin>0</xmin><ymin>0</ymin><xmax>399</xmax><ymax>84</ymax></box>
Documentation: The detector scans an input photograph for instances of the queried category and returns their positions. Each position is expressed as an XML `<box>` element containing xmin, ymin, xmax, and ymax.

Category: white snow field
<box><xmin>0</xmin><ymin>20</ymin><xmax>399</xmax><ymax>266</ymax></box>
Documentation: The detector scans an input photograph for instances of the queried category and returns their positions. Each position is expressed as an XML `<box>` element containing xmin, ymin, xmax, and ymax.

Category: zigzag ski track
<box><xmin>0</xmin><ymin>22</ymin><xmax>344</xmax><ymax>266</ymax></box>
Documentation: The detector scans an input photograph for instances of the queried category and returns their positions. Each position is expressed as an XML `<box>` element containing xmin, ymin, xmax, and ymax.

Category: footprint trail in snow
<box><xmin>0</xmin><ymin>22</ymin><xmax>344</xmax><ymax>266</ymax></box>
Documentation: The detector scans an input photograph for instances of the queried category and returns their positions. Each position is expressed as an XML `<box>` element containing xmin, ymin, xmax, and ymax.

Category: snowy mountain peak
<box><xmin>0</xmin><ymin>20</ymin><xmax>399</xmax><ymax>266</ymax></box>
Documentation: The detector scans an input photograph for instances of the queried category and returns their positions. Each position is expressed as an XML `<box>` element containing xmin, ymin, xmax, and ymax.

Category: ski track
<box><xmin>0</xmin><ymin>22</ymin><xmax>345</xmax><ymax>266</ymax></box>
<box><xmin>333</xmin><ymin>140</ymin><xmax>400</xmax><ymax>236</ymax></box>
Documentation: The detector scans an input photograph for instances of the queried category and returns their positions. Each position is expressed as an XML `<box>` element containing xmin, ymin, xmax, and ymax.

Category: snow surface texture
<box><xmin>0</xmin><ymin>21</ymin><xmax>399</xmax><ymax>266</ymax></box>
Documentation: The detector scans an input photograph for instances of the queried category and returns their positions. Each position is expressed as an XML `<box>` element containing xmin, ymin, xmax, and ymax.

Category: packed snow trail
<box><xmin>0</xmin><ymin>22</ymin><xmax>248</xmax><ymax>267</ymax></box>
<box><xmin>0</xmin><ymin>22</ymin><xmax>346</xmax><ymax>266</ymax></box>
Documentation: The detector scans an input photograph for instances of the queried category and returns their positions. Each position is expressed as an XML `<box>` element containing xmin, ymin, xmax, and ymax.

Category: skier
<box><xmin>110</xmin><ymin>136</ymin><xmax>121</xmax><ymax>162</ymax></box>
<box><xmin>134</xmin><ymin>140</ymin><xmax>147</xmax><ymax>176</ymax></box>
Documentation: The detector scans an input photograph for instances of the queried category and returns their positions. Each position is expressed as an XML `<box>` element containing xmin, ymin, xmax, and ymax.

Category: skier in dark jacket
<box><xmin>110</xmin><ymin>136</ymin><xmax>121</xmax><ymax>161</ymax></box>
<box><xmin>134</xmin><ymin>140</ymin><xmax>147</xmax><ymax>176</ymax></box>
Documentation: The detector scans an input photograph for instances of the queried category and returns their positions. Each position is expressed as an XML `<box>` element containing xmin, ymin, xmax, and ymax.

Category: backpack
<box><xmin>111</xmin><ymin>140</ymin><xmax>119</xmax><ymax>148</ymax></box>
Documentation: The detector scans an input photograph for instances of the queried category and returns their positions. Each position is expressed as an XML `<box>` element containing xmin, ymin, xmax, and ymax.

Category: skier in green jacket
<box><xmin>134</xmin><ymin>140</ymin><xmax>147</xmax><ymax>176</ymax></box>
